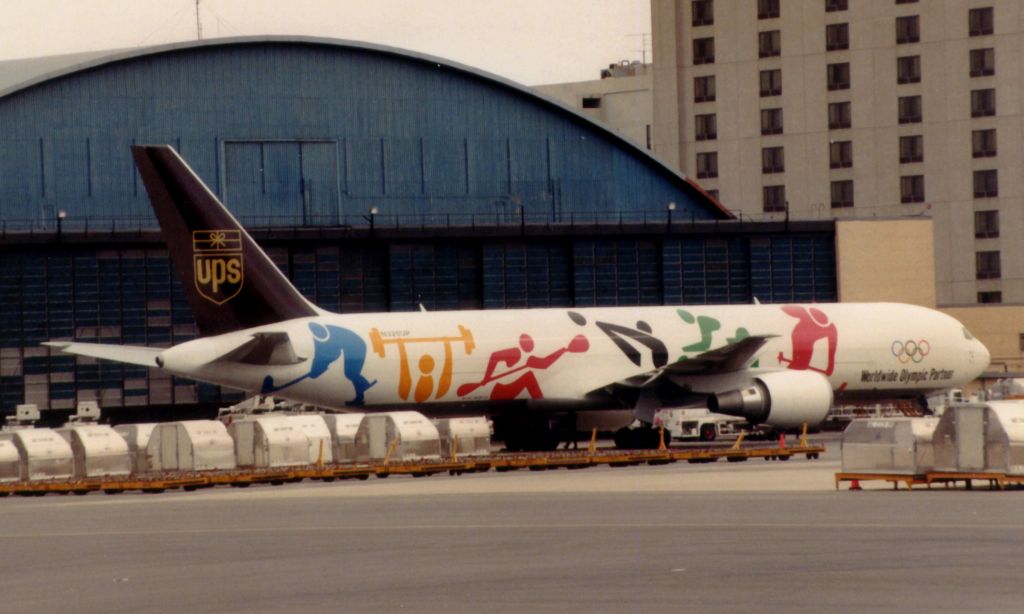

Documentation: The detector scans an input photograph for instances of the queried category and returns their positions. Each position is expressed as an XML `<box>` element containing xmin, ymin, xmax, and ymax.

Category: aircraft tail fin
<box><xmin>131</xmin><ymin>145</ymin><xmax>319</xmax><ymax>337</ymax></box>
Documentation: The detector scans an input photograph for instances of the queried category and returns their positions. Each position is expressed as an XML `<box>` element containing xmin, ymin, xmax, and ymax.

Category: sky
<box><xmin>0</xmin><ymin>0</ymin><xmax>651</xmax><ymax>85</ymax></box>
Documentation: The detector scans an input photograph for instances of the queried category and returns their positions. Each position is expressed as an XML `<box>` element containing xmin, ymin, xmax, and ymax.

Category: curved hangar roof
<box><xmin>0</xmin><ymin>36</ymin><xmax>730</xmax><ymax>226</ymax></box>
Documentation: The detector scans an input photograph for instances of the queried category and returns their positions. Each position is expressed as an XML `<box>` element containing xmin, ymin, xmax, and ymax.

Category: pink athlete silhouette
<box><xmin>777</xmin><ymin>305</ymin><xmax>837</xmax><ymax>376</ymax></box>
<box><xmin>457</xmin><ymin>333</ymin><xmax>589</xmax><ymax>400</ymax></box>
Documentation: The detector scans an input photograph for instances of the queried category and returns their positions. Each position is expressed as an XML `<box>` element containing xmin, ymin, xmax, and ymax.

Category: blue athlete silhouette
<box><xmin>261</xmin><ymin>322</ymin><xmax>376</xmax><ymax>406</ymax></box>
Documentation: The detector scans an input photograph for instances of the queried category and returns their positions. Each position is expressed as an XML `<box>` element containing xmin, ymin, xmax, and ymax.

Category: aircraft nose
<box><xmin>974</xmin><ymin>339</ymin><xmax>991</xmax><ymax>371</ymax></box>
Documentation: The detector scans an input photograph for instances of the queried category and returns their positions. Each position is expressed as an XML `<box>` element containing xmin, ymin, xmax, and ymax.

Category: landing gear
<box><xmin>494</xmin><ymin>415</ymin><xmax>559</xmax><ymax>452</ymax></box>
<box><xmin>613</xmin><ymin>425</ymin><xmax>665</xmax><ymax>449</ymax></box>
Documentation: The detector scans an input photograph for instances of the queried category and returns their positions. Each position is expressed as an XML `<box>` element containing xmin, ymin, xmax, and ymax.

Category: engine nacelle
<box><xmin>707</xmin><ymin>371</ymin><xmax>832</xmax><ymax>428</ymax></box>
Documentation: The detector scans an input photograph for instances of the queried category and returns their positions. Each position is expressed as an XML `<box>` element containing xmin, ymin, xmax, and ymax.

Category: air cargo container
<box><xmin>841</xmin><ymin>417</ymin><xmax>939</xmax><ymax>474</ymax></box>
<box><xmin>933</xmin><ymin>402</ymin><xmax>1024</xmax><ymax>474</ymax></box>
<box><xmin>322</xmin><ymin>413</ymin><xmax>365</xmax><ymax>462</ymax></box>
<box><xmin>147</xmin><ymin>421</ymin><xmax>236</xmax><ymax>472</ymax></box>
<box><xmin>114</xmin><ymin>423</ymin><xmax>157</xmax><ymax>473</ymax></box>
<box><xmin>228</xmin><ymin>416</ymin><xmax>309</xmax><ymax>468</ymax></box>
<box><xmin>287</xmin><ymin>414</ymin><xmax>334</xmax><ymax>464</ymax></box>
<box><xmin>354</xmin><ymin>412</ymin><xmax>441</xmax><ymax>462</ymax></box>
<box><xmin>435</xmin><ymin>417</ymin><xmax>491</xmax><ymax>457</ymax></box>
<box><xmin>7</xmin><ymin>428</ymin><xmax>73</xmax><ymax>481</ymax></box>
<box><xmin>58</xmin><ymin>425</ymin><xmax>131</xmax><ymax>478</ymax></box>
<box><xmin>0</xmin><ymin>440</ymin><xmax>20</xmax><ymax>482</ymax></box>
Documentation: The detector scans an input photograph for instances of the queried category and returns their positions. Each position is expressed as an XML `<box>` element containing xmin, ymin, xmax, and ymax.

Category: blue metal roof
<box><xmin>0</xmin><ymin>36</ymin><xmax>731</xmax><ymax>230</ymax></box>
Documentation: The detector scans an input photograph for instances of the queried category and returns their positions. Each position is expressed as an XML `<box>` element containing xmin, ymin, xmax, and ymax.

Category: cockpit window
<box><xmin>962</xmin><ymin>327</ymin><xmax>976</xmax><ymax>341</ymax></box>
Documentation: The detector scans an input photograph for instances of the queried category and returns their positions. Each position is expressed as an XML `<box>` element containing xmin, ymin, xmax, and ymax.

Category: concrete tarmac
<box><xmin>2</xmin><ymin>441</ymin><xmax>1023</xmax><ymax>613</ymax></box>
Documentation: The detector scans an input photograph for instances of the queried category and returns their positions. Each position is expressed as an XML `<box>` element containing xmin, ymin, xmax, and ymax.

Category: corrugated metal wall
<box><xmin>0</xmin><ymin>41</ymin><xmax>716</xmax><ymax>229</ymax></box>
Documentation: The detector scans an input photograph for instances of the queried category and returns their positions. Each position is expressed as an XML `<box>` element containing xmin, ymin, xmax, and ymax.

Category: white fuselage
<box><xmin>157</xmin><ymin>302</ymin><xmax>990</xmax><ymax>412</ymax></box>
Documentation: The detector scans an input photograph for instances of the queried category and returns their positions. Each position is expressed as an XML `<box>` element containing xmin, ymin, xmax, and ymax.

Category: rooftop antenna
<box><xmin>195</xmin><ymin>0</ymin><xmax>203</xmax><ymax>40</ymax></box>
<box><xmin>628</xmin><ymin>33</ymin><xmax>650</xmax><ymax>64</ymax></box>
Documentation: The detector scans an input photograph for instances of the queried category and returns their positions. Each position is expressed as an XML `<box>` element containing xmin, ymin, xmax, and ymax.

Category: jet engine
<box><xmin>707</xmin><ymin>371</ymin><xmax>833</xmax><ymax>428</ymax></box>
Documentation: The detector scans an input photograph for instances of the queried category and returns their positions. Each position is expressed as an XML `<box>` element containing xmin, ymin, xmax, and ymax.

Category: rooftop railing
<box><xmin>1</xmin><ymin>209</ymin><xmax>779</xmax><ymax>240</ymax></box>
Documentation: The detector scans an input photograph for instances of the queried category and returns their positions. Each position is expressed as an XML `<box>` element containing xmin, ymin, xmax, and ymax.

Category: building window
<box><xmin>978</xmin><ymin>291</ymin><xmax>1002</xmax><ymax>304</ymax></box>
<box><xmin>827</xmin><ymin>63</ymin><xmax>850</xmax><ymax>90</ymax></box>
<box><xmin>826</xmin><ymin>23</ymin><xmax>849</xmax><ymax>51</ymax></box>
<box><xmin>707</xmin><ymin>189</ymin><xmax>720</xmax><ymax>200</ymax></box>
<box><xmin>826</xmin><ymin>0</ymin><xmax>848</xmax><ymax>12</ymax></box>
<box><xmin>899</xmin><ymin>135</ymin><xmax>923</xmax><ymax>163</ymax></box>
<box><xmin>694</xmin><ymin>75</ymin><xmax>716</xmax><ymax>102</ymax></box>
<box><xmin>972</xmin><ymin>129</ymin><xmax>997</xmax><ymax>158</ymax></box>
<box><xmin>694</xmin><ymin>37</ymin><xmax>715</xmax><ymax>64</ymax></box>
<box><xmin>695</xmin><ymin>113</ymin><xmax>717</xmax><ymax>140</ymax></box>
<box><xmin>971</xmin><ymin>88</ymin><xmax>996</xmax><ymax>117</ymax></box>
<box><xmin>970</xmin><ymin>48</ymin><xmax>995</xmax><ymax>77</ymax></box>
<box><xmin>976</xmin><ymin>251</ymin><xmax>1001</xmax><ymax>280</ymax></box>
<box><xmin>696</xmin><ymin>152</ymin><xmax>718</xmax><ymax>178</ymax></box>
<box><xmin>762</xmin><ymin>146</ymin><xmax>785</xmax><ymax>174</ymax></box>
<box><xmin>828</xmin><ymin>101</ymin><xmax>851</xmax><ymax>129</ymax></box>
<box><xmin>759</xmin><ymin>30</ymin><xmax>781</xmax><ymax>58</ymax></box>
<box><xmin>900</xmin><ymin>175</ymin><xmax>925</xmax><ymax>203</ymax></box>
<box><xmin>763</xmin><ymin>185</ymin><xmax>786</xmax><ymax>212</ymax></box>
<box><xmin>897</xmin><ymin>56</ymin><xmax>921</xmax><ymax>84</ymax></box>
<box><xmin>969</xmin><ymin>7</ymin><xmax>994</xmax><ymax>36</ymax></box>
<box><xmin>974</xmin><ymin>170</ymin><xmax>998</xmax><ymax>198</ymax></box>
<box><xmin>898</xmin><ymin>95</ymin><xmax>922</xmax><ymax>123</ymax></box>
<box><xmin>831</xmin><ymin>180</ymin><xmax>854</xmax><ymax>208</ymax></box>
<box><xmin>761</xmin><ymin>108</ymin><xmax>783</xmax><ymax>135</ymax></box>
<box><xmin>975</xmin><ymin>210</ymin><xmax>999</xmax><ymax>238</ymax></box>
<box><xmin>758</xmin><ymin>0</ymin><xmax>780</xmax><ymax>19</ymax></box>
<box><xmin>830</xmin><ymin>141</ymin><xmax>852</xmax><ymax>169</ymax></box>
<box><xmin>692</xmin><ymin>0</ymin><xmax>714</xmax><ymax>26</ymax></box>
<box><xmin>896</xmin><ymin>0</ymin><xmax>919</xmax><ymax>3</ymax></box>
<box><xmin>896</xmin><ymin>15</ymin><xmax>920</xmax><ymax>44</ymax></box>
<box><xmin>760</xmin><ymin>69</ymin><xmax>782</xmax><ymax>96</ymax></box>
<box><xmin>581</xmin><ymin>97</ymin><xmax>601</xmax><ymax>109</ymax></box>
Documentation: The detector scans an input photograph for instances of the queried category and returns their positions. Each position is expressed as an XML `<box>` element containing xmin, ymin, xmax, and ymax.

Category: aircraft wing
<box><xmin>607</xmin><ymin>335</ymin><xmax>776</xmax><ymax>390</ymax></box>
<box><xmin>42</xmin><ymin>341</ymin><xmax>162</xmax><ymax>367</ymax></box>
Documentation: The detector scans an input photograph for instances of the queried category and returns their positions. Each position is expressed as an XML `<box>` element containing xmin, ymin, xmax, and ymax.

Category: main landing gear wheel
<box><xmin>699</xmin><ymin>423</ymin><xmax>717</xmax><ymax>442</ymax></box>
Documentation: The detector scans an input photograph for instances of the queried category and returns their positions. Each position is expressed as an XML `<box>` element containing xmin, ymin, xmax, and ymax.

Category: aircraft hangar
<box><xmin>0</xmin><ymin>36</ymin><xmax>839</xmax><ymax>420</ymax></box>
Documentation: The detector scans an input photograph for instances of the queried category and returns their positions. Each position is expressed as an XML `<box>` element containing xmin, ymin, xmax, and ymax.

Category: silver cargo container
<box><xmin>8</xmin><ymin>428</ymin><xmax>74</xmax><ymax>481</ymax></box>
<box><xmin>227</xmin><ymin>416</ymin><xmax>309</xmax><ymax>468</ymax></box>
<box><xmin>0</xmin><ymin>440</ymin><xmax>20</xmax><ymax>482</ymax></box>
<box><xmin>322</xmin><ymin>413</ymin><xmax>365</xmax><ymax>462</ymax></box>
<box><xmin>114</xmin><ymin>423</ymin><xmax>157</xmax><ymax>473</ymax></box>
<box><xmin>58</xmin><ymin>425</ymin><xmax>131</xmax><ymax>478</ymax></box>
<box><xmin>147</xmin><ymin>421</ymin><xmax>237</xmax><ymax>472</ymax></box>
<box><xmin>933</xmin><ymin>405</ymin><xmax>989</xmax><ymax>472</ymax></box>
<box><xmin>983</xmin><ymin>401</ymin><xmax>1024</xmax><ymax>474</ymax></box>
<box><xmin>841</xmin><ymin>417</ymin><xmax>939</xmax><ymax>474</ymax></box>
<box><xmin>355</xmin><ymin>411</ymin><xmax>441</xmax><ymax>462</ymax></box>
<box><xmin>288</xmin><ymin>414</ymin><xmax>334</xmax><ymax>464</ymax></box>
<box><xmin>435</xmin><ymin>417</ymin><xmax>492</xmax><ymax>457</ymax></box>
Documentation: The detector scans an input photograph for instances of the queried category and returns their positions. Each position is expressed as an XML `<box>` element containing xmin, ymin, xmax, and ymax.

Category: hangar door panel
<box><xmin>224</xmin><ymin>141</ymin><xmax>338</xmax><ymax>225</ymax></box>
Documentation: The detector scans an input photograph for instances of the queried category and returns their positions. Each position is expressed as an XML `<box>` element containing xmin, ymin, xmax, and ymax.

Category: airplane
<box><xmin>44</xmin><ymin>145</ymin><xmax>991</xmax><ymax>450</ymax></box>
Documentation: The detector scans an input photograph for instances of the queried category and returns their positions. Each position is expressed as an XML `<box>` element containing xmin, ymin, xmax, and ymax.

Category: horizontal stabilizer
<box><xmin>221</xmin><ymin>332</ymin><xmax>305</xmax><ymax>366</ymax></box>
<box><xmin>43</xmin><ymin>342</ymin><xmax>162</xmax><ymax>367</ymax></box>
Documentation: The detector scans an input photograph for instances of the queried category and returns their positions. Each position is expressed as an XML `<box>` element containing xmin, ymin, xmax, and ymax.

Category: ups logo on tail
<box><xmin>193</xmin><ymin>230</ymin><xmax>243</xmax><ymax>305</ymax></box>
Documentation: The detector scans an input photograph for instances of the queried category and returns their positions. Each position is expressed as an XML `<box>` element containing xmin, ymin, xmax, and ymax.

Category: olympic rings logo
<box><xmin>892</xmin><ymin>339</ymin><xmax>930</xmax><ymax>364</ymax></box>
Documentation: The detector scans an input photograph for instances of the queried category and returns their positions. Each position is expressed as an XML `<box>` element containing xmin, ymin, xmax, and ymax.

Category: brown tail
<box><xmin>131</xmin><ymin>145</ymin><xmax>318</xmax><ymax>336</ymax></box>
